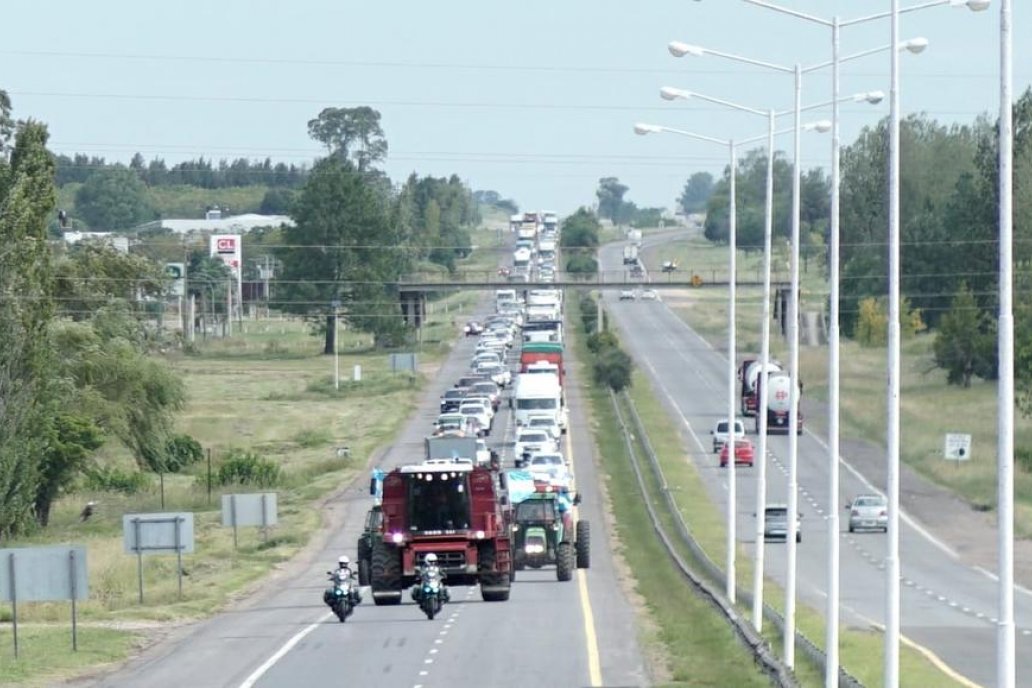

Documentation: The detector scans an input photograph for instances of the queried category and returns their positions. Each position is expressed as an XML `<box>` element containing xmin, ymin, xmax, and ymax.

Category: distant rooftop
<box><xmin>159</xmin><ymin>213</ymin><xmax>293</xmax><ymax>235</ymax></box>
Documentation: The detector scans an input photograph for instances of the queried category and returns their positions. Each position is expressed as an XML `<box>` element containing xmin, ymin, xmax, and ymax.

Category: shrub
<box><xmin>579</xmin><ymin>294</ymin><xmax>598</xmax><ymax>333</ymax></box>
<box><xmin>593</xmin><ymin>345</ymin><xmax>633</xmax><ymax>392</ymax></box>
<box><xmin>215</xmin><ymin>449</ymin><xmax>281</xmax><ymax>488</ymax></box>
<box><xmin>83</xmin><ymin>465</ymin><xmax>150</xmax><ymax>494</ymax></box>
<box><xmin>565</xmin><ymin>254</ymin><xmax>598</xmax><ymax>275</ymax></box>
<box><xmin>587</xmin><ymin>330</ymin><xmax>619</xmax><ymax>354</ymax></box>
<box><xmin>163</xmin><ymin>434</ymin><xmax>204</xmax><ymax>472</ymax></box>
<box><xmin>1016</xmin><ymin>447</ymin><xmax>1032</xmax><ymax>474</ymax></box>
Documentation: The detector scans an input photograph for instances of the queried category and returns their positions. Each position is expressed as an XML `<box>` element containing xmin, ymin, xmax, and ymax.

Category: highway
<box><xmin>600</xmin><ymin>233</ymin><xmax>1032</xmax><ymax>688</ymax></box>
<box><xmin>77</xmin><ymin>310</ymin><xmax>647</xmax><ymax>688</ymax></box>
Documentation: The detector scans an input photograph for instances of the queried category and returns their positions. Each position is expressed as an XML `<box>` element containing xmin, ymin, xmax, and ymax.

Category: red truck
<box><xmin>519</xmin><ymin>342</ymin><xmax>564</xmax><ymax>387</ymax></box>
<box><xmin>370</xmin><ymin>459</ymin><xmax>513</xmax><ymax>604</ymax></box>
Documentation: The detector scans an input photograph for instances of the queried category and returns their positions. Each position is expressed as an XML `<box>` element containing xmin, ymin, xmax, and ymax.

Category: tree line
<box><xmin>56</xmin><ymin>153</ymin><xmax>310</xmax><ymax>189</ymax></box>
<box><xmin>690</xmin><ymin>87</ymin><xmax>1032</xmax><ymax>402</ymax></box>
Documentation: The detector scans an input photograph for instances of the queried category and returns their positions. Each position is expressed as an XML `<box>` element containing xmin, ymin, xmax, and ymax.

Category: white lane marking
<box><xmin>974</xmin><ymin>566</ymin><xmax>1032</xmax><ymax>600</ymax></box>
<box><xmin>429</xmin><ymin>648</ymin><xmax>438</xmax><ymax>654</ymax></box>
<box><xmin>425</xmin><ymin>658</ymin><xmax>434</xmax><ymax>664</ymax></box>
<box><xmin>237</xmin><ymin>612</ymin><xmax>332</xmax><ymax>688</ymax></box>
<box><xmin>435</xmin><ymin>638</ymin><xmax>443</xmax><ymax>644</ymax></box>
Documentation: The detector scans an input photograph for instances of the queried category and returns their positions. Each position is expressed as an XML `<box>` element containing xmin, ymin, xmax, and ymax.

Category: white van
<box><xmin>513</xmin><ymin>373</ymin><xmax>567</xmax><ymax>431</ymax></box>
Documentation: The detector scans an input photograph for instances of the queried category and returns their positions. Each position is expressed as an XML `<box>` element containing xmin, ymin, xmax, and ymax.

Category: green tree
<box><xmin>596</xmin><ymin>177</ymin><xmax>629</xmax><ymax>222</ymax></box>
<box><xmin>307</xmin><ymin>106</ymin><xmax>388</xmax><ymax>172</ymax></box>
<box><xmin>54</xmin><ymin>243</ymin><xmax>168</xmax><ymax>320</ymax></box>
<box><xmin>260</xmin><ymin>188</ymin><xmax>295</xmax><ymax>214</ymax></box>
<box><xmin>560</xmin><ymin>207</ymin><xmax>601</xmax><ymax>276</ymax></box>
<box><xmin>0</xmin><ymin>120</ymin><xmax>58</xmax><ymax>536</ymax></box>
<box><xmin>51</xmin><ymin>306</ymin><xmax>186</xmax><ymax>471</ymax></box>
<box><xmin>74</xmin><ymin>166</ymin><xmax>157</xmax><ymax>229</ymax></box>
<box><xmin>933</xmin><ymin>283</ymin><xmax>996</xmax><ymax>387</ymax></box>
<box><xmin>33</xmin><ymin>413</ymin><xmax>103</xmax><ymax>526</ymax></box>
<box><xmin>678</xmin><ymin>171</ymin><xmax>714</xmax><ymax>215</ymax></box>
<box><xmin>278</xmin><ymin>158</ymin><xmax>409</xmax><ymax>351</ymax></box>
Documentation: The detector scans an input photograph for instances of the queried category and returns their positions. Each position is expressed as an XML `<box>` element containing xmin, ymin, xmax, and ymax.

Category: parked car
<box><xmin>763</xmin><ymin>504</ymin><xmax>801</xmax><ymax>543</ymax></box>
<box><xmin>846</xmin><ymin>494</ymin><xmax>888</xmax><ymax>533</ymax></box>
<box><xmin>719</xmin><ymin>438</ymin><xmax>755</xmax><ymax>467</ymax></box>
<box><xmin>711</xmin><ymin>418</ymin><xmax>747</xmax><ymax>453</ymax></box>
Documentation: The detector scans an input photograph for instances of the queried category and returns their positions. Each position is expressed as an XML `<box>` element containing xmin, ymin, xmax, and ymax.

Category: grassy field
<box><xmin>570</xmin><ymin>306</ymin><xmax>773</xmax><ymax>688</ymax></box>
<box><xmin>641</xmin><ymin>232</ymin><xmax>1032</xmax><ymax>534</ymax></box>
<box><xmin>625</xmin><ymin>371</ymin><xmax>964</xmax><ymax>687</ymax></box>
<box><xmin>0</xmin><ymin>229</ymin><xmax>495</xmax><ymax>685</ymax></box>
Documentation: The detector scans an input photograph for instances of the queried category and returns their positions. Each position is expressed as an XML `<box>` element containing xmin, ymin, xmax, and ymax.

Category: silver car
<box><xmin>763</xmin><ymin>504</ymin><xmax>801</xmax><ymax>543</ymax></box>
<box><xmin>847</xmin><ymin>494</ymin><xmax>888</xmax><ymax>533</ymax></box>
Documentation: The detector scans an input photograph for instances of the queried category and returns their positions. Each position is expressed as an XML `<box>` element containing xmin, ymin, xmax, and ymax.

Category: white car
<box><xmin>472</xmin><ymin>351</ymin><xmax>503</xmax><ymax>368</ymax></box>
<box><xmin>459</xmin><ymin>404</ymin><xmax>492</xmax><ymax>436</ymax></box>
<box><xmin>461</xmin><ymin>396</ymin><xmax>495</xmax><ymax>421</ymax></box>
<box><xmin>527</xmin><ymin>454</ymin><xmax>570</xmax><ymax>486</ymax></box>
<box><xmin>619</xmin><ymin>289</ymin><xmax>636</xmax><ymax>301</ymax></box>
<box><xmin>640</xmin><ymin>289</ymin><xmax>659</xmax><ymax>301</ymax></box>
<box><xmin>514</xmin><ymin>429</ymin><xmax>556</xmax><ymax>467</ymax></box>
<box><xmin>477</xmin><ymin>362</ymin><xmax>511</xmax><ymax>388</ymax></box>
<box><xmin>711</xmin><ymin>418</ymin><xmax>746</xmax><ymax>453</ymax></box>
<box><xmin>475</xmin><ymin>439</ymin><xmax>492</xmax><ymax>467</ymax></box>
<box><xmin>526</xmin><ymin>415</ymin><xmax>561</xmax><ymax>442</ymax></box>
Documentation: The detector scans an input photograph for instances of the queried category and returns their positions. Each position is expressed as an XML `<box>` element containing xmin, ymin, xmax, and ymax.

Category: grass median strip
<box><xmin>571</xmin><ymin>315</ymin><xmax>770</xmax><ymax>688</ymax></box>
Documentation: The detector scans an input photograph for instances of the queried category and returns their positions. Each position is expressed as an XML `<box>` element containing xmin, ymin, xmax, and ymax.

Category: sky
<box><xmin>3</xmin><ymin>1</ymin><xmax>1026</xmax><ymax>216</ymax></box>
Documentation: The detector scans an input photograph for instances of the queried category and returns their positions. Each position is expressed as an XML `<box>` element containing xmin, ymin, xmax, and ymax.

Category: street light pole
<box><xmin>726</xmin><ymin>138</ymin><xmax>738</xmax><ymax>604</ymax></box>
<box><xmin>826</xmin><ymin>15</ymin><xmax>842</xmax><ymax>686</ymax></box>
<box><xmin>997</xmin><ymin>1</ymin><xmax>1015</xmax><ymax>686</ymax></box>
<box><xmin>783</xmin><ymin>61</ymin><xmax>803</xmax><ymax>670</ymax></box>
<box><xmin>753</xmin><ymin>107</ymin><xmax>776</xmax><ymax>633</ymax></box>
<box><xmin>885</xmin><ymin>3</ymin><xmax>903</xmax><ymax>686</ymax></box>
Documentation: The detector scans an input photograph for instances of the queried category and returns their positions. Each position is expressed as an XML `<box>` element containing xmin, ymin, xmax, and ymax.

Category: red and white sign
<box><xmin>214</xmin><ymin>236</ymin><xmax>237</xmax><ymax>254</ymax></box>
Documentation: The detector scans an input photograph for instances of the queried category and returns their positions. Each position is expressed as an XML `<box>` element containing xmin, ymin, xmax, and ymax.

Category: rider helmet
<box><xmin>425</xmin><ymin>553</ymin><xmax>438</xmax><ymax>564</ymax></box>
<box><xmin>338</xmin><ymin>555</ymin><xmax>350</xmax><ymax>566</ymax></box>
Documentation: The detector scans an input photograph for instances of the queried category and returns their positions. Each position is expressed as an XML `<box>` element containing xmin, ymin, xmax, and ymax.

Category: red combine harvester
<box><xmin>370</xmin><ymin>459</ymin><xmax>513</xmax><ymax>604</ymax></box>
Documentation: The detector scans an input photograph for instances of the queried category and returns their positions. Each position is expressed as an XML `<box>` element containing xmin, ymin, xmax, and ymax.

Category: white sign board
<box><xmin>944</xmin><ymin>433</ymin><xmax>972</xmax><ymax>461</ymax></box>
<box><xmin>122</xmin><ymin>513</ymin><xmax>195</xmax><ymax>555</ymax></box>
<box><xmin>165</xmin><ymin>262</ymin><xmax>186</xmax><ymax>297</ymax></box>
<box><xmin>209</xmin><ymin>234</ymin><xmax>243</xmax><ymax>292</ymax></box>
<box><xmin>221</xmin><ymin>493</ymin><xmax>278</xmax><ymax>528</ymax></box>
<box><xmin>0</xmin><ymin>546</ymin><xmax>89</xmax><ymax>602</ymax></box>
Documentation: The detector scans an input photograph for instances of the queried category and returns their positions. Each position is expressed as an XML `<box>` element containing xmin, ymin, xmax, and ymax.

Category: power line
<box><xmin>1</xmin><ymin>48</ymin><xmax>1017</xmax><ymax>80</ymax></box>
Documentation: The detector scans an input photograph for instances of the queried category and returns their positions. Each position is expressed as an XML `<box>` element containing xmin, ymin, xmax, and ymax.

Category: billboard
<box><xmin>209</xmin><ymin>234</ymin><xmax>243</xmax><ymax>313</ymax></box>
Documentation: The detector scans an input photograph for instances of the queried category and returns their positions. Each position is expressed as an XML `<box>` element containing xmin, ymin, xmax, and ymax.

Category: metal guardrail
<box><xmin>616</xmin><ymin>390</ymin><xmax>865</xmax><ymax>688</ymax></box>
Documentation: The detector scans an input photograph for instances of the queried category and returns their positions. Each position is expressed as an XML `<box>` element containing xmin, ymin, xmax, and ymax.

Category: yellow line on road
<box><xmin>869</xmin><ymin>621</ymin><xmax>984</xmax><ymax>688</ymax></box>
<box><xmin>566</xmin><ymin>415</ymin><xmax>603</xmax><ymax>687</ymax></box>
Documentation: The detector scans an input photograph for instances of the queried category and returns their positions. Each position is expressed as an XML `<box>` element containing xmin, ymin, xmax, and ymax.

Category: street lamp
<box><xmin>998</xmin><ymin>2</ymin><xmax>1015</xmax><ymax>687</ymax></box>
<box><xmin>668</xmin><ymin>37</ymin><xmax>922</xmax><ymax>670</ymax></box>
<box><xmin>736</xmin><ymin>1</ymin><xmax>986</xmax><ymax>684</ymax></box>
<box><xmin>634</xmin><ymin>117</ymin><xmax>829</xmax><ymax>608</ymax></box>
<box><xmin>659</xmin><ymin>85</ymin><xmax>882</xmax><ymax>634</ymax></box>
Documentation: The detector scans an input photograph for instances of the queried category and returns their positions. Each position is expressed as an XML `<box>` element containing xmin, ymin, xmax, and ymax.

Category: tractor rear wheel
<box><xmin>575</xmin><ymin>520</ymin><xmax>591</xmax><ymax>569</ymax></box>
<box><xmin>556</xmin><ymin>542</ymin><xmax>574</xmax><ymax>582</ymax></box>
<box><xmin>371</xmin><ymin>540</ymin><xmax>402</xmax><ymax>606</ymax></box>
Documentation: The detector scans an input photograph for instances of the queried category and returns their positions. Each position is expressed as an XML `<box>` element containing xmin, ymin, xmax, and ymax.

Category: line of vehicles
<box><xmin>327</xmin><ymin>216</ymin><xmax>589</xmax><ymax>622</ymax></box>
<box><xmin>504</xmin><ymin>211</ymin><xmax>560</xmax><ymax>283</ymax></box>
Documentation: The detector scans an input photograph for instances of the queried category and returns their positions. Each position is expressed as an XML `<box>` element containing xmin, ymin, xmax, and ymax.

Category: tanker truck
<box><xmin>739</xmin><ymin>358</ymin><xmax>783</xmax><ymax>417</ymax></box>
<box><xmin>755</xmin><ymin>370</ymin><xmax>803</xmax><ymax>435</ymax></box>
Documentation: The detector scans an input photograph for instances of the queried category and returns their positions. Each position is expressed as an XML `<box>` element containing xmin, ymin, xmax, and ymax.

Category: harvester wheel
<box><xmin>556</xmin><ymin>542</ymin><xmax>574</xmax><ymax>582</ymax></box>
<box><xmin>478</xmin><ymin>545</ymin><xmax>511</xmax><ymax>602</ymax></box>
<box><xmin>371</xmin><ymin>540</ymin><xmax>402</xmax><ymax>606</ymax></box>
<box><xmin>358</xmin><ymin>558</ymin><xmax>371</xmax><ymax>587</ymax></box>
<box><xmin>575</xmin><ymin>520</ymin><xmax>591</xmax><ymax>569</ymax></box>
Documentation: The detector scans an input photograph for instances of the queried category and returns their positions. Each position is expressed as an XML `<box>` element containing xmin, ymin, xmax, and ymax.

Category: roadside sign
<box><xmin>944</xmin><ymin>433</ymin><xmax>972</xmax><ymax>461</ymax></box>
<box><xmin>165</xmin><ymin>262</ymin><xmax>185</xmax><ymax>296</ymax></box>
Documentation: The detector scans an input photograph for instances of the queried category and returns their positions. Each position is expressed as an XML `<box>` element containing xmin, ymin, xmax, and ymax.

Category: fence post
<box><xmin>69</xmin><ymin>549</ymin><xmax>78</xmax><ymax>651</ymax></box>
<box><xmin>8</xmin><ymin>552</ymin><xmax>18</xmax><ymax>659</ymax></box>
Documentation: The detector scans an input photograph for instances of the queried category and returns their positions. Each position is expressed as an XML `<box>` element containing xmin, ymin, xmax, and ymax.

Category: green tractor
<box><xmin>511</xmin><ymin>485</ymin><xmax>590</xmax><ymax>582</ymax></box>
<box><xmin>355</xmin><ymin>505</ymin><xmax>382</xmax><ymax>586</ymax></box>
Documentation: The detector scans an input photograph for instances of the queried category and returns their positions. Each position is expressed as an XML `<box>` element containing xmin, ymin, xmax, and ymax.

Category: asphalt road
<box><xmin>600</xmin><ymin>234</ymin><xmax>1032</xmax><ymax>688</ymax></box>
<box><xmin>79</xmin><ymin>309</ymin><xmax>647</xmax><ymax>688</ymax></box>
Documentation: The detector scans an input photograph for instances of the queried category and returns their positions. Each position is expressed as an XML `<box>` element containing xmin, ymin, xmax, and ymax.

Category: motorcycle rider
<box><xmin>417</xmin><ymin>552</ymin><xmax>450</xmax><ymax>603</ymax></box>
<box><xmin>334</xmin><ymin>555</ymin><xmax>362</xmax><ymax>605</ymax></box>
